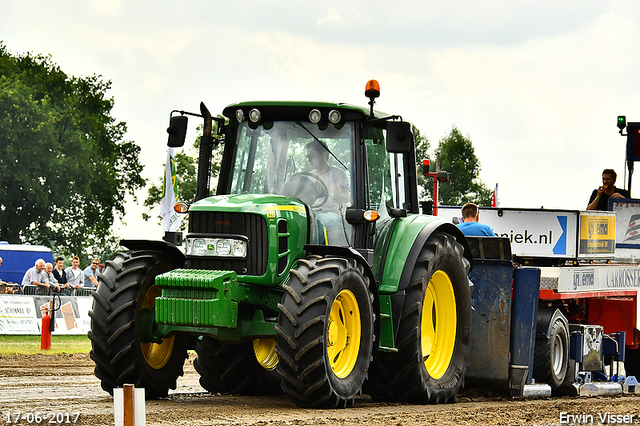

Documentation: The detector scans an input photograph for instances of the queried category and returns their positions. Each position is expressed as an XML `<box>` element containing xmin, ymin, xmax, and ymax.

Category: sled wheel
<box><xmin>533</xmin><ymin>315</ymin><xmax>569</xmax><ymax>391</ymax></box>
<box><xmin>625</xmin><ymin>347</ymin><xmax>640</xmax><ymax>379</ymax></box>
<box><xmin>276</xmin><ymin>256</ymin><xmax>374</xmax><ymax>408</ymax></box>
<box><xmin>194</xmin><ymin>336</ymin><xmax>282</xmax><ymax>395</ymax></box>
<box><xmin>88</xmin><ymin>250</ymin><xmax>189</xmax><ymax>399</ymax></box>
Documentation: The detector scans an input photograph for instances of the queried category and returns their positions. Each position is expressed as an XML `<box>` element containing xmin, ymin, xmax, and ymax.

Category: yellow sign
<box><xmin>579</xmin><ymin>214</ymin><xmax>616</xmax><ymax>254</ymax></box>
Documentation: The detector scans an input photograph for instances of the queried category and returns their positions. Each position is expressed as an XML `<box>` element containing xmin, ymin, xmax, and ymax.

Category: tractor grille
<box><xmin>188</xmin><ymin>211</ymin><xmax>268</xmax><ymax>276</ymax></box>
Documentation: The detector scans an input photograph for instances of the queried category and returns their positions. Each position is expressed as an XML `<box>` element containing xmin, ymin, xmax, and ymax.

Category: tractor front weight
<box><xmin>152</xmin><ymin>269</ymin><xmax>281</xmax><ymax>342</ymax></box>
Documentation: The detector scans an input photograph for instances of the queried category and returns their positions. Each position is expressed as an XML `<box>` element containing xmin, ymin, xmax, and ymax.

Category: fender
<box><xmin>377</xmin><ymin>215</ymin><xmax>472</xmax><ymax>294</ymax></box>
<box><xmin>536</xmin><ymin>306</ymin><xmax>569</xmax><ymax>339</ymax></box>
<box><xmin>120</xmin><ymin>239</ymin><xmax>186</xmax><ymax>268</ymax></box>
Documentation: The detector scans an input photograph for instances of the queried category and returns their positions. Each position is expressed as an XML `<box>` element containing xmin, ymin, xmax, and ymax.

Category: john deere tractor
<box><xmin>89</xmin><ymin>80</ymin><xmax>473</xmax><ymax>408</ymax></box>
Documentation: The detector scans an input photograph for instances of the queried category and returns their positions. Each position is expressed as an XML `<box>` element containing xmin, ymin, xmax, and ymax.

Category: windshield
<box><xmin>229</xmin><ymin>121</ymin><xmax>354</xmax><ymax>210</ymax></box>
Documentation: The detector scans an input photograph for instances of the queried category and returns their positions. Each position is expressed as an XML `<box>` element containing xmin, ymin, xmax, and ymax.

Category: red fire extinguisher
<box><xmin>41</xmin><ymin>309</ymin><xmax>51</xmax><ymax>350</ymax></box>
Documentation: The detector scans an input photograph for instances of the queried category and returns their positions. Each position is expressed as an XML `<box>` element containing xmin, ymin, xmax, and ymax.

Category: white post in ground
<box><xmin>114</xmin><ymin>385</ymin><xmax>146</xmax><ymax>426</ymax></box>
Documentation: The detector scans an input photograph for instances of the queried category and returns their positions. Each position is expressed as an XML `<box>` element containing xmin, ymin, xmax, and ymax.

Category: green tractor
<box><xmin>89</xmin><ymin>80</ymin><xmax>474</xmax><ymax>408</ymax></box>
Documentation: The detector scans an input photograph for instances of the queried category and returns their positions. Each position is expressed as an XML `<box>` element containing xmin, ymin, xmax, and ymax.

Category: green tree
<box><xmin>143</xmin><ymin>123</ymin><xmax>224</xmax><ymax>229</ymax></box>
<box><xmin>435</xmin><ymin>125</ymin><xmax>492</xmax><ymax>206</ymax></box>
<box><xmin>0</xmin><ymin>44</ymin><xmax>145</xmax><ymax>263</ymax></box>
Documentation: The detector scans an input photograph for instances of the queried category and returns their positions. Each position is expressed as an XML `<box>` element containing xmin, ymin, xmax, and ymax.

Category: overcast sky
<box><xmin>3</xmin><ymin>1</ymin><xmax>640</xmax><ymax>241</ymax></box>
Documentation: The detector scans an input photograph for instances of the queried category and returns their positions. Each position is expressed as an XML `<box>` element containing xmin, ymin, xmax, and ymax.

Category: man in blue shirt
<box><xmin>83</xmin><ymin>258</ymin><xmax>100</xmax><ymax>289</ymax></box>
<box><xmin>457</xmin><ymin>203</ymin><xmax>496</xmax><ymax>237</ymax></box>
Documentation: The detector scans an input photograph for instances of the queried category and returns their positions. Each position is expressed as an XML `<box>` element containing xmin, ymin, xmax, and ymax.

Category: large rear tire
<box><xmin>88</xmin><ymin>250</ymin><xmax>189</xmax><ymax>399</ymax></box>
<box><xmin>365</xmin><ymin>231</ymin><xmax>471</xmax><ymax>403</ymax></box>
<box><xmin>275</xmin><ymin>256</ymin><xmax>375</xmax><ymax>408</ymax></box>
<box><xmin>194</xmin><ymin>337</ymin><xmax>282</xmax><ymax>395</ymax></box>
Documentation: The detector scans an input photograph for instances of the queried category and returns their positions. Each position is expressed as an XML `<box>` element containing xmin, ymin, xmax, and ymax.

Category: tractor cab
<box><xmin>214</xmin><ymin>97</ymin><xmax>418</xmax><ymax>255</ymax></box>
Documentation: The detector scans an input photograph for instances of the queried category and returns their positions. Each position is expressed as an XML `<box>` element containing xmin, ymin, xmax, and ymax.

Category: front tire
<box><xmin>194</xmin><ymin>337</ymin><xmax>282</xmax><ymax>395</ymax></box>
<box><xmin>88</xmin><ymin>250</ymin><xmax>189</xmax><ymax>399</ymax></box>
<box><xmin>365</xmin><ymin>231</ymin><xmax>471</xmax><ymax>403</ymax></box>
<box><xmin>275</xmin><ymin>256</ymin><xmax>375</xmax><ymax>408</ymax></box>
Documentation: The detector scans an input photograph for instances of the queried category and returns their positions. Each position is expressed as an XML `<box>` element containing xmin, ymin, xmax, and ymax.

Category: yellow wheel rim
<box><xmin>140</xmin><ymin>285</ymin><xmax>175</xmax><ymax>370</ymax></box>
<box><xmin>327</xmin><ymin>289</ymin><xmax>361</xmax><ymax>378</ymax></box>
<box><xmin>421</xmin><ymin>270</ymin><xmax>457</xmax><ymax>380</ymax></box>
<box><xmin>253</xmin><ymin>338</ymin><xmax>279</xmax><ymax>371</ymax></box>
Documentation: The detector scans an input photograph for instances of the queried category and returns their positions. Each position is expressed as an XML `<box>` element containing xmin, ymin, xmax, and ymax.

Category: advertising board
<box><xmin>0</xmin><ymin>295</ymin><xmax>91</xmax><ymax>335</ymax></box>
<box><xmin>437</xmin><ymin>206</ymin><xmax>579</xmax><ymax>259</ymax></box>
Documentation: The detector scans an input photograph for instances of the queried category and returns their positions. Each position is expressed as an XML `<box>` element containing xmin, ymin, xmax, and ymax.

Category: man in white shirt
<box><xmin>21</xmin><ymin>259</ymin><xmax>49</xmax><ymax>295</ymax></box>
<box><xmin>65</xmin><ymin>256</ymin><xmax>84</xmax><ymax>293</ymax></box>
<box><xmin>44</xmin><ymin>262</ymin><xmax>61</xmax><ymax>295</ymax></box>
<box><xmin>306</xmin><ymin>141</ymin><xmax>351</xmax><ymax>246</ymax></box>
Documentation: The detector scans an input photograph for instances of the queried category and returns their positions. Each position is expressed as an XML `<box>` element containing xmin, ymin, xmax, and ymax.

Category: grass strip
<box><xmin>0</xmin><ymin>334</ymin><xmax>91</xmax><ymax>355</ymax></box>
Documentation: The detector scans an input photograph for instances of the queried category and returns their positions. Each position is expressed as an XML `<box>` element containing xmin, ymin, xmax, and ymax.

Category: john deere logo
<box><xmin>207</xmin><ymin>243</ymin><xmax>215</xmax><ymax>251</ymax></box>
<box><xmin>161</xmin><ymin>156</ymin><xmax>178</xmax><ymax>200</ymax></box>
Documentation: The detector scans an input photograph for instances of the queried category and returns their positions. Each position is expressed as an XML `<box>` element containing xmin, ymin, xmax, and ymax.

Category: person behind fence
<box><xmin>83</xmin><ymin>257</ymin><xmax>100</xmax><ymax>289</ymax></box>
<box><xmin>65</xmin><ymin>256</ymin><xmax>84</xmax><ymax>293</ymax></box>
<box><xmin>52</xmin><ymin>256</ymin><xmax>71</xmax><ymax>296</ymax></box>
<box><xmin>457</xmin><ymin>203</ymin><xmax>496</xmax><ymax>237</ymax></box>
<box><xmin>20</xmin><ymin>259</ymin><xmax>50</xmax><ymax>295</ymax></box>
<box><xmin>44</xmin><ymin>262</ymin><xmax>61</xmax><ymax>294</ymax></box>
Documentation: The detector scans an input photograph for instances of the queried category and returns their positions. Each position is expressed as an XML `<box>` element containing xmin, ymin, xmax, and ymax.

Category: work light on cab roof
<box><xmin>365</xmin><ymin>79</ymin><xmax>380</xmax><ymax>117</ymax></box>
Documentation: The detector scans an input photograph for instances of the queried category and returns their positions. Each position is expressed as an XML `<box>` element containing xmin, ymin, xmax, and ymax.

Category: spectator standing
<box><xmin>21</xmin><ymin>259</ymin><xmax>49</xmax><ymax>295</ymax></box>
<box><xmin>65</xmin><ymin>256</ymin><xmax>84</xmax><ymax>293</ymax></box>
<box><xmin>52</xmin><ymin>256</ymin><xmax>71</xmax><ymax>295</ymax></box>
<box><xmin>83</xmin><ymin>258</ymin><xmax>100</xmax><ymax>289</ymax></box>
<box><xmin>44</xmin><ymin>262</ymin><xmax>60</xmax><ymax>294</ymax></box>
<box><xmin>457</xmin><ymin>203</ymin><xmax>496</xmax><ymax>237</ymax></box>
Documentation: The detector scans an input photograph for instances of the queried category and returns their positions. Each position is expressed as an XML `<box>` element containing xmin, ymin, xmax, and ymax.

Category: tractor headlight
<box><xmin>186</xmin><ymin>237</ymin><xmax>248</xmax><ymax>258</ymax></box>
<box><xmin>249</xmin><ymin>108</ymin><xmax>261</xmax><ymax>123</ymax></box>
<box><xmin>328</xmin><ymin>109</ymin><xmax>341</xmax><ymax>124</ymax></box>
<box><xmin>309</xmin><ymin>109</ymin><xmax>322</xmax><ymax>124</ymax></box>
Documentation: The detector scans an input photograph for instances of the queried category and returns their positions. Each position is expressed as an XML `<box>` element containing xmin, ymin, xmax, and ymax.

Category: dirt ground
<box><xmin>2</xmin><ymin>353</ymin><xmax>640</xmax><ymax>426</ymax></box>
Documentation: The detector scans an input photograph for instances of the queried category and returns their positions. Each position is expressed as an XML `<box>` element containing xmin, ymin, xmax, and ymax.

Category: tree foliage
<box><xmin>434</xmin><ymin>125</ymin><xmax>492</xmax><ymax>206</ymax></box>
<box><xmin>0</xmin><ymin>43</ymin><xmax>145</xmax><ymax>263</ymax></box>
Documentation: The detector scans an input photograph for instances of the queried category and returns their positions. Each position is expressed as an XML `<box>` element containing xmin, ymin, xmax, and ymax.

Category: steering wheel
<box><xmin>282</xmin><ymin>172</ymin><xmax>329</xmax><ymax>209</ymax></box>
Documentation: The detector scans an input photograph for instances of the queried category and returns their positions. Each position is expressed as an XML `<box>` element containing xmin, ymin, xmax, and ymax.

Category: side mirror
<box><xmin>167</xmin><ymin>115</ymin><xmax>188</xmax><ymax>147</ymax></box>
<box><xmin>386</xmin><ymin>121</ymin><xmax>412</xmax><ymax>153</ymax></box>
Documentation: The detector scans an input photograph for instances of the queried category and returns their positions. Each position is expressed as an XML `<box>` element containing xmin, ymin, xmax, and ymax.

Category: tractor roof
<box><xmin>222</xmin><ymin>101</ymin><xmax>393</xmax><ymax>122</ymax></box>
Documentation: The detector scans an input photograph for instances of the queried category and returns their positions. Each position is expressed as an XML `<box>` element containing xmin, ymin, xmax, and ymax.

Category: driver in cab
<box><xmin>306</xmin><ymin>141</ymin><xmax>351</xmax><ymax>245</ymax></box>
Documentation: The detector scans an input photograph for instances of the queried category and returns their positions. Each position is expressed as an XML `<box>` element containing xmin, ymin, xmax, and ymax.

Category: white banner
<box><xmin>0</xmin><ymin>295</ymin><xmax>92</xmax><ymax>335</ymax></box>
<box><xmin>160</xmin><ymin>147</ymin><xmax>182</xmax><ymax>233</ymax></box>
<box><xmin>438</xmin><ymin>206</ymin><xmax>579</xmax><ymax>258</ymax></box>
